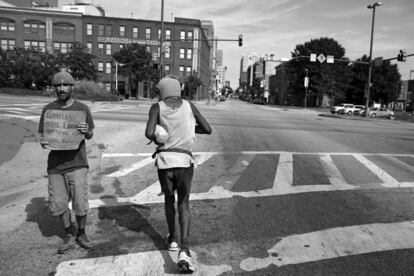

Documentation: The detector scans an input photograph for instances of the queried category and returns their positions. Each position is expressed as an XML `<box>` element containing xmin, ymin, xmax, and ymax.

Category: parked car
<box><xmin>330</xmin><ymin>103</ymin><xmax>353</xmax><ymax>114</ymax></box>
<box><xmin>352</xmin><ymin>105</ymin><xmax>366</xmax><ymax>115</ymax></box>
<box><xmin>341</xmin><ymin>104</ymin><xmax>365</xmax><ymax>115</ymax></box>
<box><xmin>361</xmin><ymin>107</ymin><xmax>395</xmax><ymax>119</ymax></box>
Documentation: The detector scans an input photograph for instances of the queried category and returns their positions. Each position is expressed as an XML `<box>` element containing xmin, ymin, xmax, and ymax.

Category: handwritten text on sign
<box><xmin>43</xmin><ymin>110</ymin><xmax>86</xmax><ymax>150</ymax></box>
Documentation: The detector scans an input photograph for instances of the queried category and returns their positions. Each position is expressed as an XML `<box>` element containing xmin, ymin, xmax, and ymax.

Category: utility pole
<box><xmin>159</xmin><ymin>0</ymin><xmax>164</xmax><ymax>80</ymax></box>
<box><xmin>365</xmin><ymin>2</ymin><xmax>382</xmax><ymax>115</ymax></box>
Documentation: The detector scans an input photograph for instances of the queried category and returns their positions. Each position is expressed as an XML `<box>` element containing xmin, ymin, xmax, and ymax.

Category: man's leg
<box><xmin>48</xmin><ymin>174</ymin><xmax>76</xmax><ymax>254</ymax></box>
<box><xmin>176</xmin><ymin>166</ymin><xmax>195</xmax><ymax>272</ymax></box>
<box><xmin>67</xmin><ymin>168</ymin><xmax>94</xmax><ymax>249</ymax></box>
<box><xmin>158</xmin><ymin>169</ymin><xmax>178</xmax><ymax>250</ymax></box>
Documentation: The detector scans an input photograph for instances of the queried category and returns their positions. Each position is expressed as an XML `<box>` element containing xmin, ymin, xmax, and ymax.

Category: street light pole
<box><xmin>365</xmin><ymin>2</ymin><xmax>382</xmax><ymax>115</ymax></box>
<box><xmin>304</xmin><ymin>69</ymin><xmax>309</xmax><ymax>108</ymax></box>
<box><xmin>159</xmin><ymin>0</ymin><xmax>164</xmax><ymax>80</ymax></box>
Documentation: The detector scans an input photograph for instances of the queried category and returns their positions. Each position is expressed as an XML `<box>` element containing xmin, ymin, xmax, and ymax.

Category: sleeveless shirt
<box><xmin>156</xmin><ymin>100</ymin><xmax>196</xmax><ymax>169</ymax></box>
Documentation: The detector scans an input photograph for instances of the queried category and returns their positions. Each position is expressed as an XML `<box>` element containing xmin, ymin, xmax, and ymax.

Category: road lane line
<box><xmin>320</xmin><ymin>154</ymin><xmax>356</xmax><ymax>189</ymax></box>
<box><xmin>240</xmin><ymin>220</ymin><xmax>414</xmax><ymax>271</ymax></box>
<box><xmin>55</xmin><ymin>250</ymin><xmax>232</xmax><ymax>276</ymax></box>
<box><xmin>107</xmin><ymin>157</ymin><xmax>154</xmax><ymax>177</ymax></box>
<box><xmin>354</xmin><ymin>154</ymin><xmax>400</xmax><ymax>188</ymax></box>
<box><xmin>273</xmin><ymin>152</ymin><xmax>293</xmax><ymax>193</ymax></box>
<box><xmin>89</xmin><ymin>153</ymin><xmax>218</xmax><ymax>208</ymax></box>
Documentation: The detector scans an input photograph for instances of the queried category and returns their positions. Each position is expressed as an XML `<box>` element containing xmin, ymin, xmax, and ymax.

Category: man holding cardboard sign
<box><xmin>38</xmin><ymin>68</ymin><xmax>95</xmax><ymax>254</ymax></box>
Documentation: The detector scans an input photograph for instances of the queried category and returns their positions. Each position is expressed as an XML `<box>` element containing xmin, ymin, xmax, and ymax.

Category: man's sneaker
<box><xmin>76</xmin><ymin>233</ymin><xmax>95</xmax><ymax>249</ymax></box>
<box><xmin>58</xmin><ymin>234</ymin><xmax>76</xmax><ymax>254</ymax></box>
<box><xmin>164</xmin><ymin>235</ymin><xmax>179</xmax><ymax>251</ymax></box>
<box><xmin>177</xmin><ymin>250</ymin><xmax>195</xmax><ymax>273</ymax></box>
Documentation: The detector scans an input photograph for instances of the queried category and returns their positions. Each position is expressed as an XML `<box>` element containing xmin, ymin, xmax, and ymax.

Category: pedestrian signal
<box><xmin>238</xmin><ymin>34</ymin><xmax>243</xmax><ymax>47</ymax></box>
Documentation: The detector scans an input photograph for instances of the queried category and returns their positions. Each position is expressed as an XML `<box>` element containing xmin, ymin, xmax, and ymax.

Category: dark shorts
<box><xmin>157</xmin><ymin>166</ymin><xmax>194</xmax><ymax>196</ymax></box>
<box><xmin>48</xmin><ymin>168</ymin><xmax>89</xmax><ymax>216</ymax></box>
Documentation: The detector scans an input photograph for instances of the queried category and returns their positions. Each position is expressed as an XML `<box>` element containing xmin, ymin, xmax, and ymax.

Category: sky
<box><xmin>65</xmin><ymin>0</ymin><xmax>414</xmax><ymax>87</ymax></box>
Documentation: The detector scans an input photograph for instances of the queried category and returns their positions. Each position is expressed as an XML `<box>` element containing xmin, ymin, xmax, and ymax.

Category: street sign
<box><xmin>310</xmin><ymin>53</ymin><xmax>317</xmax><ymax>62</ymax></box>
<box><xmin>317</xmin><ymin>54</ymin><xmax>326</xmax><ymax>63</ymax></box>
<box><xmin>327</xmin><ymin>55</ymin><xmax>334</xmax><ymax>63</ymax></box>
<box><xmin>304</xmin><ymin>77</ymin><xmax>309</xmax><ymax>88</ymax></box>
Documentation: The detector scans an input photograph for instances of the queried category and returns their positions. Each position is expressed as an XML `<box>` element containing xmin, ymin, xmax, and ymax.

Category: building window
<box><xmin>24</xmin><ymin>40</ymin><xmax>46</xmax><ymax>52</ymax></box>
<box><xmin>98</xmin><ymin>43</ymin><xmax>104</xmax><ymax>55</ymax></box>
<box><xmin>146</xmin><ymin>46</ymin><xmax>151</xmax><ymax>52</ymax></box>
<box><xmin>98</xmin><ymin>62</ymin><xmax>103</xmax><ymax>72</ymax></box>
<box><xmin>106</xmin><ymin>44</ymin><xmax>112</xmax><ymax>55</ymax></box>
<box><xmin>105</xmin><ymin>83</ymin><xmax>111</xmax><ymax>91</ymax></box>
<box><xmin>106</xmin><ymin>62</ymin><xmax>111</xmax><ymax>74</ymax></box>
<box><xmin>24</xmin><ymin>21</ymin><xmax>45</xmax><ymax>33</ymax></box>
<box><xmin>179</xmin><ymin>66</ymin><xmax>184</xmax><ymax>76</ymax></box>
<box><xmin>98</xmin><ymin>24</ymin><xmax>104</xmax><ymax>36</ymax></box>
<box><xmin>0</xmin><ymin>20</ymin><xmax>15</xmax><ymax>31</ymax></box>
<box><xmin>132</xmin><ymin>27</ymin><xmax>138</xmax><ymax>38</ymax></box>
<box><xmin>164</xmin><ymin>65</ymin><xmax>170</xmax><ymax>72</ymax></box>
<box><xmin>187</xmin><ymin>31</ymin><xmax>193</xmax><ymax>40</ymax></box>
<box><xmin>180</xmin><ymin>48</ymin><xmax>185</xmax><ymax>59</ymax></box>
<box><xmin>86</xmin><ymin>42</ymin><xmax>92</xmax><ymax>53</ymax></box>
<box><xmin>166</xmin><ymin>29</ymin><xmax>171</xmax><ymax>40</ymax></box>
<box><xmin>86</xmin><ymin>23</ymin><xmax>92</xmax><ymax>35</ymax></box>
<box><xmin>119</xmin><ymin>25</ymin><xmax>125</xmax><ymax>37</ymax></box>
<box><xmin>145</xmin><ymin>28</ymin><xmax>151</xmax><ymax>39</ymax></box>
<box><xmin>54</xmin><ymin>23</ymin><xmax>74</xmax><ymax>32</ymax></box>
<box><xmin>165</xmin><ymin>48</ymin><xmax>170</xmax><ymax>59</ymax></box>
<box><xmin>53</xmin><ymin>42</ymin><xmax>72</xmax><ymax>54</ymax></box>
<box><xmin>1</xmin><ymin>39</ymin><xmax>15</xmax><ymax>50</ymax></box>
<box><xmin>106</xmin><ymin>25</ymin><xmax>112</xmax><ymax>36</ymax></box>
<box><xmin>187</xmin><ymin>49</ymin><xmax>192</xmax><ymax>60</ymax></box>
<box><xmin>180</xmin><ymin>31</ymin><xmax>185</xmax><ymax>40</ymax></box>
<box><xmin>186</xmin><ymin>67</ymin><xmax>192</xmax><ymax>75</ymax></box>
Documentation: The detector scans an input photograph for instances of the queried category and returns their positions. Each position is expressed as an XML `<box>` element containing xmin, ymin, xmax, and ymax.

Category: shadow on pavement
<box><xmin>90</xmin><ymin>195</ymin><xmax>178</xmax><ymax>274</ymax></box>
<box><xmin>25</xmin><ymin>197</ymin><xmax>65</xmax><ymax>239</ymax></box>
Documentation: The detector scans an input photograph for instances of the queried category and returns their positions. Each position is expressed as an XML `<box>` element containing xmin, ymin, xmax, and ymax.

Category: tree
<box><xmin>348</xmin><ymin>55</ymin><xmax>401</xmax><ymax>105</ymax></box>
<box><xmin>290</xmin><ymin>37</ymin><xmax>353</xmax><ymax>106</ymax></box>
<box><xmin>183</xmin><ymin>70</ymin><xmax>203</xmax><ymax>99</ymax></box>
<box><xmin>58</xmin><ymin>42</ymin><xmax>98</xmax><ymax>81</ymax></box>
<box><xmin>112</xmin><ymin>43</ymin><xmax>159</xmax><ymax>96</ymax></box>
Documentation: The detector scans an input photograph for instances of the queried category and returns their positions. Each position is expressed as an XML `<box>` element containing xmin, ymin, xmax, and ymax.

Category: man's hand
<box><xmin>77</xmin><ymin>122</ymin><xmax>89</xmax><ymax>134</ymax></box>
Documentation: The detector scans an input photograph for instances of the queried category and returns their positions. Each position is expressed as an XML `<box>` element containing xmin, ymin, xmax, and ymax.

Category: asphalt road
<box><xmin>1</xmin><ymin>95</ymin><xmax>414</xmax><ymax>275</ymax></box>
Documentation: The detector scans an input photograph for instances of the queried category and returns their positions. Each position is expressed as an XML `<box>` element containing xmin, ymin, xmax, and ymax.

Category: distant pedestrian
<box><xmin>38</xmin><ymin>68</ymin><xmax>95</xmax><ymax>254</ymax></box>
<box><xmin>145</xmin><ymin>76</ymin><xmax>212</xmax><ymax>273</ymax></box>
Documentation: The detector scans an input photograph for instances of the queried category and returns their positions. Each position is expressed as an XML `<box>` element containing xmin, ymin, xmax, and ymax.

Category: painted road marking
<box><xmin>354</xmin><ymin>154</ymin><xmax>401</xmax><ymax>188</ymax></box>
<box><xmin>239</xmin><ymin>220</ymin><xmax>414</xmax><ymax>271</ymax></box>
<box><xmin>55</xmin><ymin>250</ymin><xmax>232</xmax><ymax>276</ymax></box>
<box><xmin>88</xmin><ymin>151</ymin><xmax>414</xmax><ymax>209</ymax></box>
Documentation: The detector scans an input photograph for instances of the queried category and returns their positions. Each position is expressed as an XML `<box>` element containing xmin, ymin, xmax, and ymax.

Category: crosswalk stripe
<box><xmin>319</xmin><ymin>154</ymin><xmax>356</xmax><ymax>189</ymax></box>
<box><xmin>240</xmin><ymin>220</ymin><xmax>414</xmax><ymax>270</ymax></box>
<box><xmin>107</xmin><ymin>157</ymin><xmax>154</xmax><ymax>177</ymax></box>
<box><xmin>273</xmin><ymin>152</ymin><xmax>293</xmax><ymax>193</ymax></box>
<box><xmin>353</xmin><ymin>154</ymin><xmax>401</xmax><ymax>188</ymax></box>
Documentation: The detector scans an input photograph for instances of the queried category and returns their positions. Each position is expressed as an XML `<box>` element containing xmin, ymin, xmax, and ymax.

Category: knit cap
<box><xmin>158</xmin><ymin>77</ymin><xmax>181</xmax><ymax>100</ymax></box>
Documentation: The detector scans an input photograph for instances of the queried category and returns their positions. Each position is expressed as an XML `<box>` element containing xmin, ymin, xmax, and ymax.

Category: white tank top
<box><xmin>156</xmin><ymin>100</ymin><xmax>195</xmax><ymax>169</ymax></box>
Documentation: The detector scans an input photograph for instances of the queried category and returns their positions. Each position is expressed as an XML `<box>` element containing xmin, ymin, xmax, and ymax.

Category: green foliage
<box><xmin>290</xmin><ymin>37</ymin><xmax>352</xmax><ymax>106</ymax></box>
<box><xmin>0</xmin><ymin>43</ymin><xmax>99</xmax><ymax>89</ymax></box>
<box><xmin>112</xmin><ymin>43</ymin><xmax>159</xmax><ymax>95</ymax></box>
<box><xmin>73</xmin><ymin>80</ymin><xmax>120</xmax><ymax>101</ymax></box>
<box><xmin>59</xmin><ymin>42</ymin><xmax>98</xmax><ymax>81</ymax></box>
<box><xmin>347</xmin><ymin>55</ymin><xmax>401</xmax><ymax>105</ymax></box>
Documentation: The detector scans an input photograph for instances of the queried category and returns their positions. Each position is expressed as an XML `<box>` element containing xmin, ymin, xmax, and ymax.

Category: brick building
<box><xmin>0</xmin><ymin>4</ymin><xmax>213</xmax><ymax>99</ymax></box>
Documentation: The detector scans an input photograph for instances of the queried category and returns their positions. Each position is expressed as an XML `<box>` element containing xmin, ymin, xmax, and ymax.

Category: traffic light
<box><xmin>238</xmin><ymin>34</ymin><xmax>243</xmax><ymax>47</ymax></box>
<box><xmin>397</xmin><ymin>49</ymin><xmax>406</xmax><ymax>62</ymax></box>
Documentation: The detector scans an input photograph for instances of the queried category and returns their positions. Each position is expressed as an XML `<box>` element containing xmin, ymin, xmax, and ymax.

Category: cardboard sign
<box><xmin>43</xmin><ymin>110</ymin><xmax>86</xmax><ymax>150</ymax></box>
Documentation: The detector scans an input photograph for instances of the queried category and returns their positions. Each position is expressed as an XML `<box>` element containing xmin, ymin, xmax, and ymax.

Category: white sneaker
<box><xmin>164</xmin><ymin>235</ymin><xmax>179</xmax><ymax>251</ymax></box>
<box><xmin>178</xmin><ymin>250</ymin><xmax>195</xmax><ymax>273</ymax></box>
